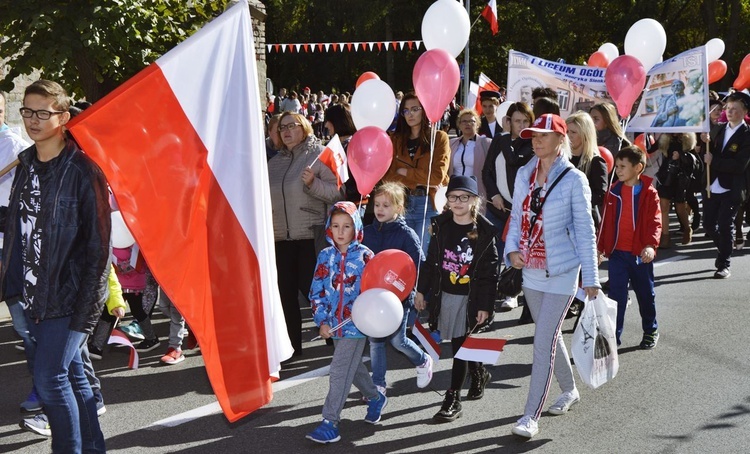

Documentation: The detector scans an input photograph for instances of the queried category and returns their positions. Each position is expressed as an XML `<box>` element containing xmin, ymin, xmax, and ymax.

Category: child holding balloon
<box><xmin>415</xmin><ymin>175</ymin><xmax>499</xmax><ymax>422</ymax></box>
<box><xmin>306</xmin><ymin>201</ymin><xmax>385</xmax><ymax>444</ymax></box>
<box><xmin>362</xmin><ymin>182</ymin><xmax>433</xmax><ymax>395</ymax></box>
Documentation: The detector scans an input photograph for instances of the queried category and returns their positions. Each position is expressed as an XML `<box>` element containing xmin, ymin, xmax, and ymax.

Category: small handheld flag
<box><xmin>412</xmin><ymin>322</ymin><xmax>441</xmax><ymax>363</ymax></box>
<box><xmin>454</xmin><ymin>336</ymin><xmax>506</xmax><ymax>364</ymax></box>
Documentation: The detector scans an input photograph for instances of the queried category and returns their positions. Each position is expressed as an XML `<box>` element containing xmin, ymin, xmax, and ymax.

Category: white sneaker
<box><xmin>548</xmin><ymin>389</ymin><xmax>580</xmax><ymax>415</ymax></box>
<box><xmin>376</xmin><ymin>385</ymin><xmax>387</xmax><ymax>397</ymax></box>
<box><xmin>511</xmin><ymin>415</ymin><xmax>538</xmax><ymax>438</ymax></box>
<box><xmin>416</xmin><ymin>355</ymin><xmax>433</xmax><ymax>388</ymax></box>
<box><xmin>500</xmin><ymin>296</ymin><xmax>518</xmax><ymax>309</ymax></box>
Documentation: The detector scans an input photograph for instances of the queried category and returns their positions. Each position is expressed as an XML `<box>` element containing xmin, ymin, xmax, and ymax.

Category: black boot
<box><xmin>433</xmin><ymin>390</ymin><xmax>462</xmax><ymax>422</ymax></box>
<box><xmin>466</xmin><ymin>366</ymin><xmax>491</xmax><ymax>400</ymax></box>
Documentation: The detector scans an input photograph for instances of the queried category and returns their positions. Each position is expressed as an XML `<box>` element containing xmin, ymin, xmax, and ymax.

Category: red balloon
<box><xmin>587</xmin><ymin>51</ymin><xmax>610</xmax><ymax>68</ymax></box>
<box><xmin>733</xmin><ymin>54</ymin><xmax>750</xmax><ymax>90</ymax></box>
<box><xmin>605</xmin><ymin>55</ymin><xmax>647</xmax><ymax>118</ymax></box>
<box><xmin>412</xmin><ymin>49</ymin><xmax>461</xmax><ymax>124</ymax></box>
<box><xmin>361</xmin><ymin>250</ymin><xmax>417</xmax><ymax>302</ymax></box>
<box><xmin>634</xmin><ymin>133</ymin><xmax>655</xmax><ymax>153</ymax></box>
<box><xmin>356</xmin><ymin>71</ymin><xmax>380</xmax><ymax>88</ymax></box>
<box><xmin>348</xmin><ymin>126</ymin><xmax>393</xmax><ymax>196</ymax></box>
<box><xmin>708</xmin><ymin>60</ymin><xmax>727</xmax><ymax>85</ymax></box>
<box><xmin>598</xmin><ymin>146</ymin><xmax>614</xmax><ymax>173</ymax></box>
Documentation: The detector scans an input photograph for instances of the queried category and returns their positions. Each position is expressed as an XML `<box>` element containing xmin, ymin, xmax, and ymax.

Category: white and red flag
<box><xmin>474</xmin><ymin>72</ymin><xmax>502</xmax><ymax>112</ymax></box>
<box><xmin>317</xmin><ymin>134</ymin><xmax>349</xmax><ymax>189</ymax></box>
<box><xmin>68</xmin><ymin>0</ymin><xmax>293</xmax><ymax>422</ymax></box>
<box><xmin>455</xmin><ymin>337</ymin><xmax>507</xmax><ymax>364</ymax></box>
<box><xmin>481</xmin><ymin>0</ymin><xmax>499</xmax><ymax>35</ymax></box>
<box><xmin>107</xmin><ymin>329</ymin><xmax>139</xmax><ymax>369</ymax></box>
<box><xmin>412</xmin><ymin>322</ymin><xmax>441</xmax><ymax>364</ymax></box>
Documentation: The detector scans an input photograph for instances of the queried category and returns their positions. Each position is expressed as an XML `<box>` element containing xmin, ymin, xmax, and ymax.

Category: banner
<box><xmin>507</xmin><ymin>50</ymin><xmax>610</xmax><ymax>118</ymax></box>
<box><xmin>627</xmin><ymin>46</ymin><xmax>709</xmax><ymax>133</ymax></box>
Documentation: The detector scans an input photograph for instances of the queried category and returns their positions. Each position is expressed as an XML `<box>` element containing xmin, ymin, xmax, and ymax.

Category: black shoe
<box><xmin>88</xmin><ymin>344</ymin><xmax>103</xmax><ymax>360</ymax></box>
<box><xmin>714</xmin><ymin>267</ymin><xmax>731</xmax><ymax>279</ymax></box>
<box><xmin>466</xmin><ymin>367</ymin><xmax>491</xmax><ymax>400</ymax></box>
<box><xmin>691</xmin><ymin>212</ymin><xmax>701</xmax><ymax>231</ymax></box>
<box><xmin>639</xmin><ymin>332</ymin><xmax>659</xmax><ymax>350</ymax></box>
<box><xmin>135</xmin><ymin>338</ymin><xmax>161</xmax><ymax>352</ymax></box>
<box><xmin>433</xmin><ymin>390</ymin><xmax>462</xmax><ymax>422</ymax></box>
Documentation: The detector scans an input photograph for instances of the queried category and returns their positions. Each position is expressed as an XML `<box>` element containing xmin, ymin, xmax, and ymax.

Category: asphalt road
<box><xmin>1</xmin><ymin>222</ymin><xmax>750</xmax><ymax>453</ymax></box>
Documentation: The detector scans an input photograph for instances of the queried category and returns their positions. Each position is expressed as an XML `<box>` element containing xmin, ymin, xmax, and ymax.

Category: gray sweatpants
<box><xmin>159</xmin><ymin>290</ymin><xmax>186</xmax><ymax>349</ymax></box>
<box><xmin>522</xmin><ymin>287</ymin><xmax>576</xmax><ymax>420</ymax></box>
<box><xmin>322</xmin><ymin>337</ymin><xmax>378</xmax><ymax>424</ymax></box>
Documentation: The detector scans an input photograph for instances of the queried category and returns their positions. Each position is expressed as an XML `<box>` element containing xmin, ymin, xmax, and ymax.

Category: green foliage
<box><xmin>0</xmin><ymin>0</ymin><xmax>229</xmax><ymax>101</ymax></box>
<box><xmin>266</xmin><ymin>0</ymin><xmax>750</xmax><ymax>96</ymax></box>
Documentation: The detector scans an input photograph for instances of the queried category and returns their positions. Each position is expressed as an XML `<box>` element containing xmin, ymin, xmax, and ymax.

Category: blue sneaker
<box><xmin>364</xmin><ymin>390</ymin><xmax>388</xmax><ymax>424</ymax></box>
<box><xmin>120</xmin><ymin>321</ymin><xmax>145</xmax><ymax>340</ymax></box>
<box><xmin>20</xmin><ymin>387</ymin><xmax>42</xmax><ymax>413</ymax></box>
<box><xmin>305</xmin><ymin>419</ymin><xmax>340</xmax><ymax>444</ymax></box>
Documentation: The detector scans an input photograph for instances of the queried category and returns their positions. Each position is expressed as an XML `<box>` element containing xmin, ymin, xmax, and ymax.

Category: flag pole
<box><xmin>462</xmin><ymin>0</ymin><xmax>471</xmax><ymax>108</ymax></box>
<box><xmin>0</xmin><ymin>158</ymin><xmax>20</xmax><ymax>179</ymax></box>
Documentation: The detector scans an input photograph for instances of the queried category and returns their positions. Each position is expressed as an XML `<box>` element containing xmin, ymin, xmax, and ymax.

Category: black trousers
<box><xmin>275</xmin><ymin>239</ymin><xmax>317</xmax><ymax>355</ymax></box>
<box><xmin>703</xmin><ymin>191</ymin><xmax>738</xmax><ymax>269</ymax></box>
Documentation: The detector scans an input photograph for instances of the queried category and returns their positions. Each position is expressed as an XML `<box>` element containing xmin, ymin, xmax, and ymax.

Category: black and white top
<box><xmin>18</xmin><ymin>158</ymin><xmax>49</xmax><ymax>310</ymax></box>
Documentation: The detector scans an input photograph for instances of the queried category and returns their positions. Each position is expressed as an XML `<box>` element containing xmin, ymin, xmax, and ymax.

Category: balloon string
<box><xmin>416</xmin><ymin>123</ymin><xmax>438</xmax><ymax>288</ymax></box>
<box><xmin>311</xmin><ymin>317</ymin><xmax>351</xmax><ymax>341</ymax></box>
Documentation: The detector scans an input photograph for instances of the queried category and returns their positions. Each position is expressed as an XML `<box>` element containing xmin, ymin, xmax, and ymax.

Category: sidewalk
<box><xmin>0</xmin><ymin>301</ymin><xmax>10</xmax><ymax>322</ymax></box>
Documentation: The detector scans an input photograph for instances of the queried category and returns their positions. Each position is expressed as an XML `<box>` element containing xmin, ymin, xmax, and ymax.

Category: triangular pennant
<box><xmin>337</xmin><ymin>42</ymin><xmax>344</xmax><ymax>51</ymax></box>
<box><xmin>346</xmin><ymin>42</ymin><xmax>353</xmax><ymax>52</ymax></box>
<box><xmin>274</xmin><ymin>44</ymin><xmax>281</xmax><ymax>53</ymax></box>
<box><xmin>304</xmin><ymin>44</ymin><xmax>311</xmax><ymax>53</ymax></box>
<box><xmin>281</xmin><ymin>44</ymin><xmax>287</xmax><ymax>53</ymax></box>
<box><xmin>287</xmin><ymin>44</ymin><xmax>294</xmax><ymax>53</ymax></box>
<box><xmin>376</xmin><ymin>42</ymin><xmax>383</xmax><ymax>51</ymax></box>
<box><xmin>368</xmin><ymin>42</ymin><xmax>375</xmax><ymax>51</ymax></box>
<box><xmin>407</xmin><ymin>41</ymin><xmax>414</xmax><ymax>50</ymax></box>
<box><xmin>399</xmin><ymin>41</ymin><xmax>406</xmax><ymax>50</ymax></box>
<box><xmin>391</xmin><ymin>41</ymin><xmax>398</xmax><ymax>50</ymax></box>
<box><xmin>266</xmin><ymin>44</ymin><xmax>272</xmax><ymax>53</ymax></box>
<box><xmin>317</xmin><ymin>43</ymin><xmax>324</xmax><ymax>52</ymax></box>
<box><xmin>295</xmin><ymin>44</ymin><xmax>302</xmax><ymax>52</ymax></box>
<box><xmin>324</xmin><ymin>43</ymin><xmax>331</xmax><ymax>52</ymax></box>
<box><xmin>415</xmin><ymin>41</ymin><xmax>422</xmax><ymax>49</ymax></box>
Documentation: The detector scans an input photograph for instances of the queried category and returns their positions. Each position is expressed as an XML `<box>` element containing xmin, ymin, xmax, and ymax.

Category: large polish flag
<box><xmin>67</xmin><ymin>0</ymin><xmax>293</xmax><ymax>422</ymax></box>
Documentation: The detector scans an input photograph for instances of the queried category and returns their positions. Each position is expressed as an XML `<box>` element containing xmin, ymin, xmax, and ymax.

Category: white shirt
<box><xmin>451</xmin><ymin>139</ymin><xmax>476</xmax><ymax>177</ymax></box>
<box><xmin>0</xmin><ymin>125</ymin><xmax>30</xmax><ymax>247</ymax></box>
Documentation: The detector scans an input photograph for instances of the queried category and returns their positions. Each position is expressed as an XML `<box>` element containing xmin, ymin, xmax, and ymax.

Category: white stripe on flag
<box><xmin>412</xmin><ymin>323</ymin><xmax>440</xmax><ymax>363</ymax></box>
<box><xmin>455</xmin><ymin>337</ymin><xmax>506</xmax><ymax>365</ymax></box>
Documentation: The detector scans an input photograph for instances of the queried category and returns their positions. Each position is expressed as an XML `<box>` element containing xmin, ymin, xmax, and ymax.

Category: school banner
<box><xmin>506</xmin><ymin>50</ymin><xmax>610</xmax><ymax>118</ymax></box>
<box><xmin>627</xmin><ymin>46</ymin><xmax>709</xmax><ymax>133</ymax></box>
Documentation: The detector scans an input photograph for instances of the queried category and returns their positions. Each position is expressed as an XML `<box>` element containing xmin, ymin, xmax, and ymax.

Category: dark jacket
<box><xmin>0</xmin><ymin>140</ymin><xmax>111</xmax><ymax>334</ymax></box>
<box><xmin>479</xmin><ymin>117</ymin><xmax>503</xmax><ymax>139</ymax></box>
<box><xmin>706</xmin><ymin>122</ymin><xmax>750</xmax><ymax>204</ymax></box>
<box><xmin>362</xmin><ymin>216</ymin><xmax>424</xmax><ymax>307</ymax></box>
<box><xmin>417</xmin><ymin>211</ymin><xmax>498</xmax><ymax>332</ymax></box>
<box><xmin>570</xmin><ymin>154</ymin><xmax>608</xmax><ymax>229</ymax></box>
<box><xmin>482</xmin><ymin>133</ymin><xmax>534</xmax><ymax>220</ymax></box>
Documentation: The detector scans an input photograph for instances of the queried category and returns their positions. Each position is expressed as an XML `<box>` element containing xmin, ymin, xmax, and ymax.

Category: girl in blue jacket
<box><xmin>363</xmin><ymin>182</ymin><xmax>433</xmax><ymax>395</ymax></box>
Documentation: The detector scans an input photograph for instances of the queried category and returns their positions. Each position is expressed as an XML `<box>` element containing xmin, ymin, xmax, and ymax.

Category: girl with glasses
<box><xmin>415</xmin><ymin>175</ymin><xmax>498</xmax><ymax>423</ymax></box>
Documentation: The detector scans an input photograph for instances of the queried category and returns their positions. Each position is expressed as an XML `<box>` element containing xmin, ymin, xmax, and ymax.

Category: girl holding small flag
<box><xmin>362</xmin><ymin>181</ymin><xmax>433</xmax><ymax>395</ymax></box>
<box><xmin>415</xmin><ymin>175</ymin><xmax>498</xmax><ymax>423</ymax></box>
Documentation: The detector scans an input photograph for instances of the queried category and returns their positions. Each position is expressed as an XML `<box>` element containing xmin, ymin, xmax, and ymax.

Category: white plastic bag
<box><xmin>571</xmin><ymin>290</ymin><xmax>619</xmax><ymax>389</ymax></box>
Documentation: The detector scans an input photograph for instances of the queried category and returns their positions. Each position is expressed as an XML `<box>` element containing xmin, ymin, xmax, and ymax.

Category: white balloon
<box><xmin>598</xmin><ymin>42</ymin><xmax>619</xmax><ymax>63</ymax></box>
<box><xmin>351</xmin><ymin>79</ymin><xmax>397</xmax><ymax>131</ymax></box>
<box><xmin>111</xmin><ymin>211</ymin><xmax>135</xmax><ymax>249</ymax></box>
<box><xmin>351</xmin><ymin>288</ymin><xmax>404</xmax><ymax>338</ymax></box>
<box><xmin>421</xmin><ymin>0</ymin><xmax>470</xmax><ymax>58</ymax></box>
<box><xmin>497</xmin><ymin>100</ymin><xmax>513</xmax><ymax>122</ymax></box>
<box><xmin>433</xmin><ymin>185</ymin><xmax>448</xmax><ymax>211</ymax></box>
<box><xmin>624</xmin><ymin>18</ymin><xmax>667</xmax><ymax>72</ymax></box>
<box><xmin>705</xmin><ymin>38</ymin><xmax>725</xmax><ymax>63</ymax></box>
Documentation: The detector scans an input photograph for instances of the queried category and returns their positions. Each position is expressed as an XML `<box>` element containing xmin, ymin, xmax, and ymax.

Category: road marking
<box><xmin>147</xmin><ymin>357</ymin><xmax>369</xmax><ymax>429</ymax></box>
<box><xmin>654</xmin><ymin>255</ymin><xmax>688</xmax><ymax>268</ymax></box>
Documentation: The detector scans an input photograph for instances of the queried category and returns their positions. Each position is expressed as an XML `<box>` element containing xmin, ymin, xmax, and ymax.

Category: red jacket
<box><xmin>598</xmin><ymin>175</ymin><xmax>661</xmax><ymax>257</ymax></box>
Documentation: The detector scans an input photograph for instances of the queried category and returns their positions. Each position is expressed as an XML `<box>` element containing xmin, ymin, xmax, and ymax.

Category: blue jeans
<box><xmin>369</xmin><ymin>306</ymin><xmax>427</xmax><ymax>388</ymax></box>
<box><xmin>29</xmin><ymin>316</ymin><xmax>105</xmax><ymax>453</ymax></box>
<box><xmin>607</xmin><ymin>249</ymin><xmax>658</xmax><ymax>344</ymax></box>
<box><xmin>405</xmin><ymin>195</ymin><xmax>437</xmax><ymax>256</ymax></box>
<box><xmin>7</xmin><ymin>296</ymin><xmax>36</xmax><ymax>376</ymax></box>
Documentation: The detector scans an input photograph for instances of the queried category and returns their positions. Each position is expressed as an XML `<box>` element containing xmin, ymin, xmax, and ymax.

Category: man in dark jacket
<box><xmin>0</xmin><ymin>80</ymin><xmax>110</xmax><ymax>452</ymax></box>
<box><xmin>701</xmin><ymin>92</ymin><xmax>750</xmax><ymax>279</ymax></box>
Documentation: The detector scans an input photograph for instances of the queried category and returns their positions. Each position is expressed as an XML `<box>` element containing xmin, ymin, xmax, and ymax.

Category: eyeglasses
<box><xmin>401</xmin><ymin>106</ymin><xmax>423</xmax><ymax>116</ymax></box>
<box><xmin>278</xmin><ymin>122</ymin><xmax>301</xmax><ymax>132</ymax></box>
<box><xmin>459</xmin><ymin>119</ymin><xmax>477</xmax><ymax>125</ymax></box>
<box><xmin>447</xmin><ymin>194</ymin><xmax>473</xmax><ymax>203</ymax></box>
<box><xmin>19</xmin><ymin>107</ymin><xmax>66</xmax><ymax>120</ymax></box>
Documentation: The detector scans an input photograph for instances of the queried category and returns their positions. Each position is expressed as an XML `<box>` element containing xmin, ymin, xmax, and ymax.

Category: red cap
<box><xmin>303</xmin><ymin>86</ymin><xmax>311</xmax><ymax>92</ymax></box>
<box><xmin>519</xmin><ymin>114</ymin><xmax>567</xmax><ymax>139</ymax></box>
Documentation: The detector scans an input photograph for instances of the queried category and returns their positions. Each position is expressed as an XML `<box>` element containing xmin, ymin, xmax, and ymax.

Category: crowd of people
<box><xmin>264</xmin><ymin>83</ymin><xmax>750</xmax><ymax>443</ymax></box>
<box><xmin>2</xmin><ymin>76</ymin><xmax>749</xmax><ymax>451</ymax></box>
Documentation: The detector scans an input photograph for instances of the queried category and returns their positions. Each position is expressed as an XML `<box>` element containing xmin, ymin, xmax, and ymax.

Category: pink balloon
<box><xmin>605</xmin><ymin>55</ymin><xmax>647</xmax><ymax>118</ymax></box>
<box><xmin>412</xmin><ymin>49</ymin><xmax>460</xmax><ymax>124</ymax></box>
<box><xmin>348</xmin><ymin>127</ymin><xmax>393</xmax><ymax>195</ymax></box>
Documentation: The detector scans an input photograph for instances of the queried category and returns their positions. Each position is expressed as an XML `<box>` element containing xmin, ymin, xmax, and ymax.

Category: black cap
<box><xmin>728</xmin><ymin>91</ymin><xmax>750</xmax><ymax>111</ymax></box>
<box><xmin>447</xmin><ymin>175</ymin><xmax>479</xmax><ymax>197</ymax></box>
<box><xmin>479</xmin><ymin>90</ymin><xmax>501</xmax><ymax>101</ymax></box>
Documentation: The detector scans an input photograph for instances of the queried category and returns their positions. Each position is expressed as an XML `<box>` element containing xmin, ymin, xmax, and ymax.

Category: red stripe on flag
<box><xmin>412</xmin><ymin>322</ymin><xmax>441</xmax><ymax>363</ymax></box>
<box><xmin>69</xmin><ymin>64</ymin><xmax>272</xmax><ymax>422</ymax></box>
<box><xmin>462</xmin><ymin>336</ymin><xmax>506</xmax><ymax>351</ymax></box>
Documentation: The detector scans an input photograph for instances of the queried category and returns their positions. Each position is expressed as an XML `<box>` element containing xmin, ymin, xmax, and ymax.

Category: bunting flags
<box><xmin>266</xmin><ymin>40</ymin><xmax>422</xmax><ymax>53</ymax></box>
